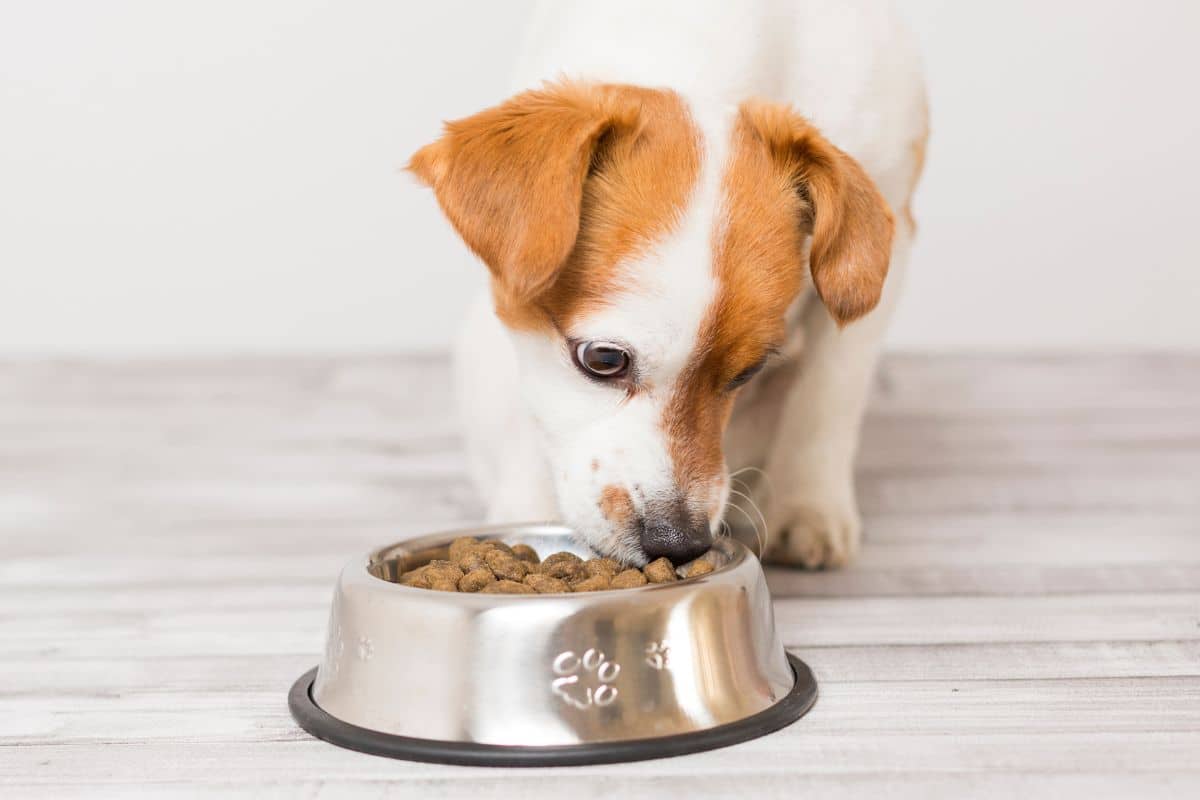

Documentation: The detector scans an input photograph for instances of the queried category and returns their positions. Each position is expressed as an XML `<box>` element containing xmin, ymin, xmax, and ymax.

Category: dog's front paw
<box><xmin>763</xmin><ymin>491</ymin><xmax>862</xmax><ymax>570</ymax></box>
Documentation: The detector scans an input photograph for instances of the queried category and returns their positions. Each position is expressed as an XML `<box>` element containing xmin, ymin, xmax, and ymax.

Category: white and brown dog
<box><xmin>410</xmin><ymin>0</ymin><xmax>927</xmax><ymax>568</ymax></box>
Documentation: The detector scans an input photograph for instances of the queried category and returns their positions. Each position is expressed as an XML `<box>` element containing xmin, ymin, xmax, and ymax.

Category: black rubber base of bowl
<box><xmin>288</xmin><ymin>652</ymin><xmax>817</xmax><ymax>767</ymax></box>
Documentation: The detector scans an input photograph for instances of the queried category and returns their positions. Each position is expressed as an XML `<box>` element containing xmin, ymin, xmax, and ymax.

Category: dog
<box><xmin>409</xmin><ymin>0</ymin><xmax>928</xmax><ymax>568</ymax></box>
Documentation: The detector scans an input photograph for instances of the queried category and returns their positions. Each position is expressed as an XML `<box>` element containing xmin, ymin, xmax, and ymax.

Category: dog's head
<box><xmin>410</xmin><ymin>81</ymin><xmax>892</xmax><ymax>565</ymax></box>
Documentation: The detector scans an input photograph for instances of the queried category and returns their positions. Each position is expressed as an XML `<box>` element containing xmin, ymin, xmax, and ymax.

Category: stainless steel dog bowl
<box><xmin>289</xmin><ymin>523</ymin><xmax>816</xmax><ymax>766</ymax></box>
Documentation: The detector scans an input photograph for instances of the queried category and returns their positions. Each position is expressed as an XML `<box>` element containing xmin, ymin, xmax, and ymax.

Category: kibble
<box><xmin>484</xmin><ymin>549</ymin><xmax>529</xmax><ymax>582</ymax></box>
<box><xmin>448</xmin><ymin>536</ymin><xmax>479</xmax><ymax>563</ymax></box>
<box><xmin>572</xmin><ymin>574</ymin><xmax>612</xmax><ymax>592</ymax></box>
<box><xmin>424</xmin><ymin>560</ymin><xmax>465</xmax><ymax>585</ymax></box>
<box><xmin>538</xmin><ymin>551</ymin><xmax>588</xmax><ymax>582</ymax></box>
<box><xmin>481</xmin><ymin>579</ymin><xmax>527</xmax><ymax>594</ymax></box>
<box><xmin>458</xmin><ymin>567</ymin><xmax>495</xmax><ymax>593</ymax></box>
<box><xmin>643</xmin><ymin>557</ymin><xmax>678</xmax><ymax>584</ymax></box>
<box><xmin>456</xmin><ymin>549</ymin><xmax>489</xmax><ymax>573</ymax></box>
<box><xmin>511</xmin><ymin>543</ymin><xmax>540</xmax><ymax>564</ymax></box>
<box><xmin>396</xmin><ymin>537</ymin><xmax>715</xmax><ymax>594</ymax></box>
<box><xmin>611</xmin><ymin>568</ymin><xmax>649</xmax><ymax>589</ymax></box>
<box><xmin>585</xmin><ymin>557</ymin><xmax>621</xmax><ymax>579</ymax></box>
<box><xmin>524</xmin><ymin>573</ymin><xmax>570</xmax><ymax>594</ymax></box>
<box><xmin>398</xmin><ymin>566</ymin><xmax>431</xmax><ymax>588</ymax></box>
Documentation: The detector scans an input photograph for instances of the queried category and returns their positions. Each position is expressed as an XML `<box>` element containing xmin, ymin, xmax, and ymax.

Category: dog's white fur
<box><xmin>449</xmin><ymin>0</ymin><xmax>927</xmax><ymax>566</ymax></box>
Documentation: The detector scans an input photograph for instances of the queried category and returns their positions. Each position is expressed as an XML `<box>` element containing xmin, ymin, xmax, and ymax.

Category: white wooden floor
<box><xmin>2</xmin><ymin>354</ymin><xmax>1198</xmax><ymax>798</ymax></box>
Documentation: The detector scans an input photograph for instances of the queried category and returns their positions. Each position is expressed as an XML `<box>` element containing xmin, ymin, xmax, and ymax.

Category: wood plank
<box><xmin>8</xmin><ymin>773</ymin><xmax>1198</xmax><ymax>800</ymax></box>
<box><xmin>870</xmin><ymin>353</ymin><xmax>1200</xmax><ymax>414</ymax></box>
<box><xmin>7</xmin><ymin>675</ymin><xmax>1200</xmax><ymax>747</ymax></box>
<box><xmin>6</xmin><ymin>732</ymin><xmax>1200</xmax><ymax>783</ymax></box>
<box><xmin>796</xmin><ymin>639</ymin><xmax>1200</xmax><ymax>682</ymax></box>
<box><xmin>773</xmin><ymin>593</ymin><xmax>1200</xmax><ymax>646</ymax></box>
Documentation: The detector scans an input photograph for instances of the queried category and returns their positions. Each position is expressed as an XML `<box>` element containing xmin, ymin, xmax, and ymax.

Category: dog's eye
<box><xmin>573</xmin><ymin>341</ymin><xmax>630</xmax><ymax>380</ymax></box>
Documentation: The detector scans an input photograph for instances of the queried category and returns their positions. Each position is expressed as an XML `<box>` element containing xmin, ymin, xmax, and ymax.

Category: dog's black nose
<box><xmin>641</xmin><ymin>513</ymin><xmax>712</xmax><ymax>565</ymax></box>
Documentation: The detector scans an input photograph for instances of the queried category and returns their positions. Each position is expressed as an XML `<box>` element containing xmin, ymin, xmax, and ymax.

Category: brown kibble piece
<box><xmin>539</xmin><ymin>551</ymin><xmax>582</xmax><ymax>568</ymax></box>
<box><xmin>611</xmin><ymin>568</ymin><xmax>648</xmax><ymax>589</ymax></box>
<box><xmin>424</xmin><ymin>560</ymin><xmax>465</xmax><ymax>584</ymax></box>
<box><xmin>456</xmin><ymin>548</ymin><xmax>489</xmax><ymax>573</ymax></box>
<box><xmin>585</xmin><ymin>557</ymin><xmax>621</xmax><ymax>579</ymax></box>
<box><xmin>429</xmin><ymin>578</ymin><xmax>459</xmax><ymax>591</ymax></box>
<box><xmin>685</xmin><ymin>559</ymin><xmax>715</xmax><ymax>577</ymax></box>
<box><xmin>643</xmin><ymin>557</ymin><xmax>678</xmax><ymax>583</ymax></box>
<box><xmin>476</xmin><ymin>540</ymin><xmax>513</xmax><ymax>555</ymax></box>
<box><xmin>539</xmin><ymin>552</ymin><xmax>587</xmax><ymax>582</ymax></box>
<box><xmin>524</xmin><ymin>573</ymin><xmax>570</xmax><ymax>594</ymax></box>
<box><xmin>511</xmin><ymin>544</ymin><xmax>540</xmax><ymax>564</ymax></box>
<box><xmin>448</xmin><ymin>536</ymin><xmax>479</xmax><ymax>562</ymax></box>
<box><xmin>539</xmin><ymin>551</ymin><xmax>582</xmax><ymax>566</ymax></box>
<box><xmin>484</xmin><ymin>550</ymin><xmax>529</xmax><ymax>581</ymax></box>
<box><xmin>398</xmin><ymin>566</ymin><xmax>431</xmax><ymax>588</ymax></box>
<box><xmin>458</xmin><ymin>567</ymin><xmax>496</xmax><ymax>592</ymax></box>
<box><xmin>572</xmin><ymin>574</ymin><xmax>612</xmax><ymax>592</ymax></box>
<box><xmin>481</xmin><ymin>579</ymin><xmax>528</xmax><ymax>594</ymax></box>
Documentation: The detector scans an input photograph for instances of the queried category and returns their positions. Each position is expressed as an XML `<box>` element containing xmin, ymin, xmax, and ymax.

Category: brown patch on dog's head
<box><xmin>662</xmin><ymin>102</ymin><xmax>894</xmax><ymax>500</ymax></box>
<box><xmin>598</xmin><ymin>484</ymin><xmax>635</xmax><ymax>529</ymax></box>
<box><xmin>408</xmin><ymin>81</ymin><xmax>701</xmax><ymax>330</ymax></box>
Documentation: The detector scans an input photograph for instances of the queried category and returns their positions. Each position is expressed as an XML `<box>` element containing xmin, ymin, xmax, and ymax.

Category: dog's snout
<box><xmin>640</xmin><ymin>507</ymin><xmax>712</xmax><ymax>565</ymax></box>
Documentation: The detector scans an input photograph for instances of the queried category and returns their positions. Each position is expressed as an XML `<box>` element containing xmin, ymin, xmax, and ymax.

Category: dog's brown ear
<box><xmin>739</xmin><ymin>102</ymin><xmax>894</xmax><ymax>325</ymax></box>
<box><xmin>408</xmin><ymin>82</ymin><xmax>641</xmax><ymax>316</ymax></box>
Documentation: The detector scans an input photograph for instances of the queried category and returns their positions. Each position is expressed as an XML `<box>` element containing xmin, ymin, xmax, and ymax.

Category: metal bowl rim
<box><xmin>357</xmin><ymin>521</ymin><xmax>750</xmax><ymax>601</ymax></box>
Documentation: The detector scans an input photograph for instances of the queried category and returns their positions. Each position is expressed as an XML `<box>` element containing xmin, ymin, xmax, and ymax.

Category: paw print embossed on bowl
<box><xmin>551</xmin><ymin>647</ymin><xmax>621</xmax><ymax>710</ymax></box>
<box><xmin>289</xmin><ymin>523</ymin><xmax>816</xmax><ymax>766</ymax></box>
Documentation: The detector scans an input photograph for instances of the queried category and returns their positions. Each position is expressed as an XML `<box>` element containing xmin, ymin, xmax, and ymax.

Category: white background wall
<box><xmin>2</xmin><ymin>0</ymin><xmax>1198</xmax><ymax>355</ymax></box>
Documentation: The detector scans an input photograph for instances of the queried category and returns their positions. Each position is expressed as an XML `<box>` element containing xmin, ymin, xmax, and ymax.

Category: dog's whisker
<box><xmin>717</xmin><ymin>519</ymin><xmax>732</xmax><ymax>541</ymax></box>
<box><xmin>728</xmin><ymin>486</ymin><xmax>770</xmax><ymax>555</ymax></box>
<box><xmin>729</xmin><ymin>476</ymin><xmax>753</xmax><ymax>500</ymax></box>
<box><xmin>728</xmin><ymin>471</ymin><xmax>774</xmax><ymax>553</ymax></box>
<box><xmin>727</xmin><ymin>487</ymin><xmax>767</xmax><ymax>556</ymax></box>
<box><xmin>724</xmin><ymin>497</ymin><xmax>764</xmax><ymax>555</ymax></box>
<box><xmin>729</xmin><ymin>478</ymin><xmax>760</xmax><ymax>518</ymax></box>
<box><xmin>730</xmin><ymin>465</ymin><xmax>776</xmax><ymax>502</ymax></box>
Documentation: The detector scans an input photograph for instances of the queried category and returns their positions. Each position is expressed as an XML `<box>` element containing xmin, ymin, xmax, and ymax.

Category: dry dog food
<box><xmin>397</xmin><ymin>536</ymin><xmax>715</xmax><ymax>594</ymax></box>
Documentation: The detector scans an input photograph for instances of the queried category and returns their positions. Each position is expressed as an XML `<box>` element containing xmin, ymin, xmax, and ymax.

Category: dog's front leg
<box><xmin>762</xmin><ymin>230</ymin><xmax>911</xmax><ymax>568</ymax></box>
